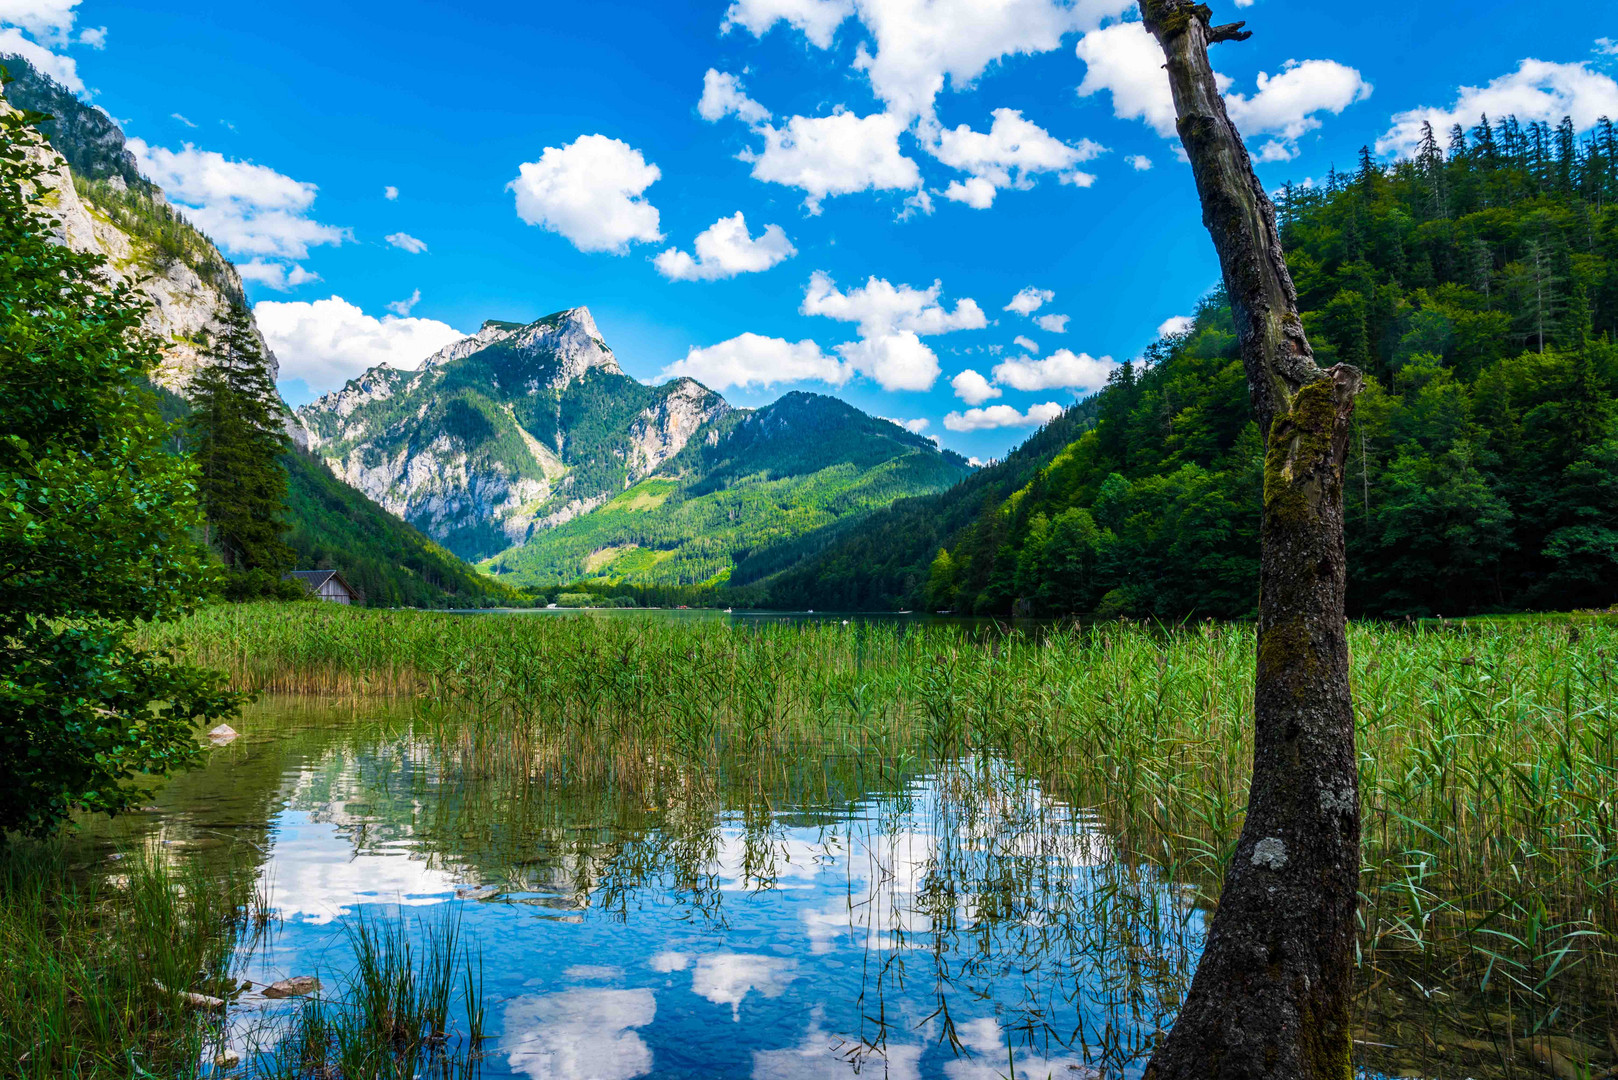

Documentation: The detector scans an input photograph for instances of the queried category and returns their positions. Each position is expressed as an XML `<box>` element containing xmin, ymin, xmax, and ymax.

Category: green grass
<box><xmin>0</xmin><ymin>844</ymin><xmax>257</xmax><ymax>1079</ymax></box>
<box><xmin>138</xmin><ymin>603</ymin><xmax>1618</xmax><ymax>1073</ymax></box>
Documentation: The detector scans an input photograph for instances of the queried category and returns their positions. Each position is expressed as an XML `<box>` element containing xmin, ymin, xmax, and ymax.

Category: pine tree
<box><xmin>1416</xmin><ymin>121</ymin><xmax>1448</xmax><ymax>221</ymax></box>
<box><xmin>187</xmin><ymin>300</ymin><xmax>293</xmax><ymax>580</ymax></box>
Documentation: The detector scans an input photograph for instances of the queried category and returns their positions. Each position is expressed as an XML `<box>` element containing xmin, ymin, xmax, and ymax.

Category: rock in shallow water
<box><xmin>261</xmin><ymin>976</ymin><xmax>319</xmax><ymax>999</ymax></box>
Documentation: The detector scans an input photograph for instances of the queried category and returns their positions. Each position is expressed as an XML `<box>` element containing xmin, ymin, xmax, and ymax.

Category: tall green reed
<box><xmin>143</xmin><ymin>603</ymin><xmax>1618</xmax><ymax>1074</ymax></box>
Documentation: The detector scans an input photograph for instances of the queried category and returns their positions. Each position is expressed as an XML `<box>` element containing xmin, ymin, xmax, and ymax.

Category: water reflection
<box><xmin>261</xmin><ymin>810</ymin><xmax>457</xmax><ymax>923</ymax></box>
<box><xmin>502</xmin><ymin>988</ymin><xmax>656</xmax><ymax>1080</ymax></box>
<box><xmin>116</xmin><ymin>701</ymin><xmax>1200</xmax><ymax>1079</ymax></box>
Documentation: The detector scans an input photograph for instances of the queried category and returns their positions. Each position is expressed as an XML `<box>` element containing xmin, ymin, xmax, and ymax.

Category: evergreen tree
<box><xmin>0</xmin><ymin>104</ymin><xmax>241</xmax><ymax>837</ymax></box>
<box><xmin>187</xmin><ymin>300</ymin><xmax>294</xmax><ymax>584</ymax></box>
<box><xmin>777</xmin><ymin>110</ymin><xmax>1618</xmax><ymax>619</ymax></box>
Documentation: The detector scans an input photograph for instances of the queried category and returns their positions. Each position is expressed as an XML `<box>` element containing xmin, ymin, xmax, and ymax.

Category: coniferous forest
<box><xmin>769</xmin><ymin>115</ymin><xmax>1618</xmax><ymax>619</ymax></box>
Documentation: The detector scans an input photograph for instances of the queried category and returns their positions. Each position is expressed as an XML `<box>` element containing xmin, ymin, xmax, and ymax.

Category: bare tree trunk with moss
<box><xmin>1136</xmin><ymin>3</ymin><xmax>1363</xmax><ymax>1077</ymax></box>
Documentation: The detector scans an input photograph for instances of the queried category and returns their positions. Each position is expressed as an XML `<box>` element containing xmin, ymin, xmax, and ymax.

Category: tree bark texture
<box><xmin>1136</xmin><ymin>3</ymin><xmax>1363</xmax><ymax>1078</ymax></box>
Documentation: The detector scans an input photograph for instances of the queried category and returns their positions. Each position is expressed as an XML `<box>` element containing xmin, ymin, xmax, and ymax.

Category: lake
<box><xmin>82</xmin><ymin>696</ymin><xmax>1198</xmax><ymax>1079</ymax></box>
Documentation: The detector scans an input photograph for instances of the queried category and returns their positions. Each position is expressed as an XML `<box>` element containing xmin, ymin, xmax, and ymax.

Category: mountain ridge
<box><xmin>297</xmin><ymin>311</ymin><xmax>972</xmax><ymax>581</ymax></box>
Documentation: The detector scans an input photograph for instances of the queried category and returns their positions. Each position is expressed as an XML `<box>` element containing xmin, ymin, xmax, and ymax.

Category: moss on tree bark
<box><xmin>1135</xmin><ymin>3</ymin><xmax>1364</xmax><ymax>1077</ymax></box>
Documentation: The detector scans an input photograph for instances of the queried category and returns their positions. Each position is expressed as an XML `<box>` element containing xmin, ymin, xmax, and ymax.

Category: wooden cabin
<box><xmin>285</xmin><ymin>570</ymin><xmax>362</xmax><ymax>605</ymax></box>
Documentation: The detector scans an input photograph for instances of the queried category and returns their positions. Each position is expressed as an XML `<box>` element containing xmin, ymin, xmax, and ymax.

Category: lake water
<box><xmin>83</xmin><ymin>696</ymin><xmax>1201</xmax><ymax>1080</ymax></box>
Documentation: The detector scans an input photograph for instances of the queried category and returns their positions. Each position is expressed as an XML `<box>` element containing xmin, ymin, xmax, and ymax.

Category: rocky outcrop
<box><xmin>2</xmin><ymin>72</ymin><xmax>273</xmax><ymax>391</ymax></box>
<box><xmin>625</xmin><ymin>378</ymin><xmax>730</xmax><ymax>479</ymax></box>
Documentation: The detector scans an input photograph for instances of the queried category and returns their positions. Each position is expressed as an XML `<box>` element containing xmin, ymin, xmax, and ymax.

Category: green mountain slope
<box><xmin>283</xmin><ymin>449</ymin><xmax>525</xmax><ymax>607</ymax></box>
<box><xmin>484</xmin><ymin>392</ymin><xmax>973</xmax><ymax>586</ymax></box>
<box><xmin>148</xmin><ymin>383</ymin><xmax>519</xmax><ymax>607</ymax></box>
<box><xmin>761</xmin><ymin>398</ymin><xmax>1100</xmax><ymax>609</ymax></box>
<box><xmin>781</xmin><ymin>116</ymin><xmax>1618</xmax><ymax>618</ymax></box>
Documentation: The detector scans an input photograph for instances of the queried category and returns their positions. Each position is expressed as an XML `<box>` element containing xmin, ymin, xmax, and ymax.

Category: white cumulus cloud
<box><xmin>128</xmin><ymin>138</ymin><xmax>346</xmax><ymax>285</ymax></box>
<box><xmin>944</xmin><ymin>401</ymin><xmax>1064</xmax><ymax>431</ymax></box>
<box><xmin>942</xmin><ymin>176</ymin><xmax>996</xmax><ymax>208</ymax></box>
<box><xmin>698</xmin><ymin>69</ymin><xmax>771</xmax><ymax>125</ymax></box>
<box><xmin>1004</xmin><ymin>286</ymin><xmax>1053</xmax><ymax>315</ymax></box>
<box><xmin>930</xmin><ymin>107</ymin><xmax>1106</xmax><ymax>207</ymax></box>
<box><xmin>803</xmin><ymin>271</ymin><xmax>985</xmax><ymax>337</ymax></box>
<box><xmin>1224</xmin><ymin>59</ymin><xmax>1372</xmax><ymax>156</ymax></box>
<box><xmin>722</xmin><ymin>0</ymin><xmax>852</xmax><ymax>49</ymax></box>
<box><xmin>1127</xmin><ymin>154</ymin><xmax>1152</xmax><ymax>171</ymax></box>
<box><xmin>253</xmin><ymin>295</ymin><xmax>467</xmax><ymax>393</ymax></box>
<box><xmin>654</xmin><ymin>212</ymin><xmax>796</xmax><ymax>281</ymax></box>
<box><xmin>383</xmin><ymin>185</ymin><xmax>399</xmax><ymax>200</ymax></box>
<box><xmin>386</xmin><ymin>289</ymin><xmax>421</xmax><ymax>316</ymax></box>
<box><xmin>992</xmin><ymin>347</ymin><xmax>1114</xmax><ymax>391</ymax></box>
<box><xmin>1013</xmin><ymin>334</ymin><xmax>1039</xmax><ymax>353</ymax></box>
<box><xmin>835</xmin><ymin>330</ymin><xmax>940</xmax><ymax>391</ymax></box>
<box><xmin>661</xmin><ymin>332</ymin><xmax>850</xmax><ymax>390</ymax></box>
<box><xmin>237</xmin><ymin>259</ymin><xmax>320</xmax><ymax>291</ymax></box>
<box><xmin>1035</xmin><ymin>313</ymin><xmax>1069</xmax><ymax>333</ymax></box>
<box><xmin>743</xmin><ymin>110</ymin><xmax>921</xmax><ymax>213</ymax></box>
<box><xmin>882</xmin><ymin>415</ymin><xmax>931</xmax><ymax>433</ymax></box>
<box><xmin>1075</xmin><ymin>21</ymin><xmax>1178</xmax><ymax>136</ymax></box>
<box><xmin>509</xmin><ymin>134</ymin><xmax>663</xmax><ymax>254</ymax></box>
<box><xmin>951</xmin><ymin>368</ymin><xmax>1001</xmax><ymax>405</ymax></box>
<box><xmin>1377</xmin><ymin>59</ymin><xmax>1618</xmax><ymax>158</ymax></box>
<box><xmin>385</xmin><ymin>231</ymin><xmax>427</xmax><ymax>254</ymax></box>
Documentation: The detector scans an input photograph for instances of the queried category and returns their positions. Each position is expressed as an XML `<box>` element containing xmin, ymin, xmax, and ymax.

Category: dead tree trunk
<box><xmin>1136</xmin><ymin>3</ymin><xmax>1363</xmax><ymax>1077</ymax></box>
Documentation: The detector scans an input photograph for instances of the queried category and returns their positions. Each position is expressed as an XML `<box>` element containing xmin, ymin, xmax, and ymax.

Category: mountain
<box><xmin>298</xmin><ymin>315</ymin><xmax>973</xmax><ymax>585</ymax></box>
<box><xmin>4</xmin><ymin>55</ymin><xmax>516</xmax><ymax>607</ymax></box>
<box><xmin>483</xmin><ymin>391</ymin><xmax>972</xmax><ymax>587</ymax></box>
<box><xmin>775</xmin><ymin>115</ymin><xmax>1618</xmax><ymax>618</ymax></box>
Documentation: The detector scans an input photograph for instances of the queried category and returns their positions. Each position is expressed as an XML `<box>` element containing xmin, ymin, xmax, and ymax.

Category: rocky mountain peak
<box><xmin>506</xmin><ymin>306</ymin><xmax>621</xmax><ymax>388</ymax></box>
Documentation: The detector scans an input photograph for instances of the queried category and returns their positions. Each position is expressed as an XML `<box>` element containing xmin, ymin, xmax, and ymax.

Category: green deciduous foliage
<box><xmin>0</xmin><ymin>105</ymin><xmax>241</xmax><ymax>838</ymax></box>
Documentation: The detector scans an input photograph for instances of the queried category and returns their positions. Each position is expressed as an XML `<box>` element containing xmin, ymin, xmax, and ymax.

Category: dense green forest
<box><xmin>283</xmin><ymin>449</ymin><xmax>526</xmax><ymax>608</ymax></box>
<box><xmin>485</xmin><ymin>393</ymin><xmax>972</xmax><ymax>587</ymax></box>
<box><xmin>769</xmin><ymin>115</ymin><xmax>1618</xmax><ymax>618</ymax></box>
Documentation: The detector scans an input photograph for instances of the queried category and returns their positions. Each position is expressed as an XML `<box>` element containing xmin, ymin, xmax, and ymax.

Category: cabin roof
<box><xmin>285</xmin><ymin>569</ymin><xmax>362</xmax><ymax>601</ymax></box>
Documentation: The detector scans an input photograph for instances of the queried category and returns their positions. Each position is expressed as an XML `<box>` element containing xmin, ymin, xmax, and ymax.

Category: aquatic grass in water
<box><xmin>0</xmin><ymin>844</ymin><xmax>254</xmax><ymax>1080</ymax></box>
<box><xmin>238</xmin><ymin>906</ymin><xmax>485</xmax><ymax>1080</ymax></box>
<box><xmin>135</xmin><ymin>604</ymin><xmax>1618</xmax><ymax>1075</ymax></box>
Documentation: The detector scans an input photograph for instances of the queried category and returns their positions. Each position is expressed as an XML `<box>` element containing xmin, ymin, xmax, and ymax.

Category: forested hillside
<box><xmin>771</xmin><ymin>115</ymin><xmax>1618</xmax><ymax>618</ymax></box>
<box><xmin>283</xmin><ymin>450</ymin><xmax>527</xmax><ymax>607</ymax></box>
<box><xmin>483</xmin><ymin>393</ymin><xmax>972</xmax><ymax>586</ymax></box>
<box><xmin>763</xmin><ymin>398</ymin><xmax>1100</xmax><ymax>608</ymax></box>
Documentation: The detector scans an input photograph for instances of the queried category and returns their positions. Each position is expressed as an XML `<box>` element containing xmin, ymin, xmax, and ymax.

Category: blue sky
<box><xmin>6</xmin><ymin>0</ymin><xmax>1617</xmax><ymax>460</ymax></box>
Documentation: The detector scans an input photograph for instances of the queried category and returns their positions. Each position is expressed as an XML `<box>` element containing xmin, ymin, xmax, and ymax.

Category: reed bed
<box><xmin>0</xmin><ymin>844</ymin><xmax>257</xmax><ymax>1079</ymax></box>
<box><xmin>139</xmin><ymin>603</ymin><xmax>1618</xmax><ymax>1076</ymax></box>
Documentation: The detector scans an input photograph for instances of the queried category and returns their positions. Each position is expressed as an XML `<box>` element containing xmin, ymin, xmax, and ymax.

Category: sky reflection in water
<box><xmin>166</xmin><ymin>704</ymin><xmax>1202</xmax><ymax>1079</ymax></box>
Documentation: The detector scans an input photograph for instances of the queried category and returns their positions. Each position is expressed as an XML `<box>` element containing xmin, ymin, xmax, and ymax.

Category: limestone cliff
<box><xmin>1</xmin><ymin>58</ymin><xmax>272</xmax><ymax>390</ymax></box>
<box><xmin>297</xmin><ymin>307</ymin><xmax>731</xmax><ymax>559</ymax></box>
